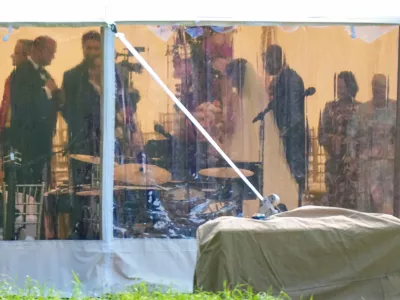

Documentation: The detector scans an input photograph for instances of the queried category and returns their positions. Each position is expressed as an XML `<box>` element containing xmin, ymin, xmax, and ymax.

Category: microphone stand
<box><xmin>248</xmin><ymin>108</ymin><xmax>267</xmax><ymax>200</ymax></box>
<box><xmin>253</xmin><ymin>103</ymin><xmax>274</xmax><ymax>198</ymax></box>
<box><xmin>253</xmin><ymin>87</ymin><xmax>316</xmax><ymax>208</ymax></box>
<box><xmin>299</xmin><ymin>87</ymin><xmax>315</xmax><ymax>207</ymax></box>
<box><xmin>258</xmin><ymin>117</ymin><xmax>265</xmax><ymax>196</ymax></box>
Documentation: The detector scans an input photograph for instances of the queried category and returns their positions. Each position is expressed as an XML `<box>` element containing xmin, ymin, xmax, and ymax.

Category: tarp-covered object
<box><xmin>194</xmin><ymin>207</ymin><xmax>400</xmax><ymax>300</ymax></box>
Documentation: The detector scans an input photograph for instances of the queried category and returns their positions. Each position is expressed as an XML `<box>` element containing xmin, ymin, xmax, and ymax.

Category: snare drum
<box><xmin>163</xmin><ymin>187</ymin><xmax>206</xmax><ymax>218</ymax></box>
<box><xmin>190</xmin><ymin>200</ymin><xmax>237</xmax><ymax>223</ymax></box>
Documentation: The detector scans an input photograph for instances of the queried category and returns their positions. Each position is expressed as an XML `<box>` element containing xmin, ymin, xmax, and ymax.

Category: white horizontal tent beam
<box><xmin>1</xmin><ymin>0</ymin><xmax>400</xmax><ymax>26</ymax></box>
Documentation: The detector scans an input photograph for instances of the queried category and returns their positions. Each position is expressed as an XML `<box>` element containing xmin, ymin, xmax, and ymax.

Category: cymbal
<box><xmin>199</xmin><ymin>167</ymin><xmax>254</xmax><ymax>179</ymax></box>
<box><xmin>70</xmin><ymin>154</ymin><xmax>100</xmax><ymax>164</ymax></box>
<box><xmin>76</xmin><ymin>190</ymin><xmax>100</xmax><ymax>196</ymax></box>
<box><xmin>70</xmin><ymin>154</ymin><xmax>119</xmax><ymax>166</ymax></box>
<box><xmin>76</xmin><ymin>186</ymin><xmax>124</xmax><ymax>197</ymax></box>
<box><xmin>45</xmin><ymin>188</ymin><xmax>70</xmax><ymax>196</ymax></box>
<box><xmin>114</xmin><ymin>163</ymin><xmax>172</xmax><ymax>185</ymax></box>
<box><xmin>114</xmin><ymin>185</ymin><xmax>165</xmax><ymax>191</ymax></box>
<box><xmin>168</xmin><ymin>180</ymin><xmax>184</xmax><ymax>184</ymax></box>
<box><xmin>201</xmin><ymin>188</ymin><xmax>217</xmax><ymax>192</ymax></box>
<box><xmin>146</xmin><ymin>132</ymin><xmax>168</xmax><ymax>141</ymax></box>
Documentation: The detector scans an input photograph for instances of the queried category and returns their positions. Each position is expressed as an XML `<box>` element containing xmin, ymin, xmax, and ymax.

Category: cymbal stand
<box><xmin>83</xmin><ymin>165</ymin><xmax>101</xmax><ymax>238</ymax></box>
<box><xmin>91</xmin><ymin>164</ymin><xmax>100</xmax><ymax>189</ymax></box>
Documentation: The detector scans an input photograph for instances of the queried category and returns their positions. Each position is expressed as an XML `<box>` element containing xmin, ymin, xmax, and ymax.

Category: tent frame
<box><xmin>394</xmin><ymin>28</ymin><xmax>400</xmax><ymax>218</ymax></box>
<box><xmin>0</xmin><ymin>19</ymin><xmax>400</xmax><ymax>295</ymax></box>
<box><xmin>100</xmin><ymin>26</ymin><xmax>115</xmax><ymax>285</ymax></box>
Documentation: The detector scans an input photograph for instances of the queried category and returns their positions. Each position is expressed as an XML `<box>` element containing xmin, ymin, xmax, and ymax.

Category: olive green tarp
<box><xmin>194</xmin><ymin>206</ymin><xmax>400</xmax><ymax>300</ymax></box>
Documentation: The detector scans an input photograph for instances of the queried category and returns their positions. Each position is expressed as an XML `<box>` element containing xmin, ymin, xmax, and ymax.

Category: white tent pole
<box><xmin>110</xmin><ymin>25</ymin><xmax>267</xmax><ymax>204</ymax></box>
<box><xmin>101</xmin><ymin>26</ymin><xmax>115</xmax><ymax>242</ymax></box>
<box><xmin>101</xmin><ymin>25</ymin><xmax>115</xmax><ymax>285</ymax></box>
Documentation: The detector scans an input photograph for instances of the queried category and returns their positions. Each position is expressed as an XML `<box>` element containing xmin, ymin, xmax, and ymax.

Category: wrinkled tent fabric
<box><xmin>1</xmin><ymin>0</ymin><xmax>400</xmax><ymax>26</ymax></box>
<box><xmin>277</xmin><ymin>26</ymin><xmax>397</xmax><ymax>43</ymax></box>
<box><xmin>194</xmin><ymin>207</ymin><xmax>400</xmax><ymax>299</ymax></box>
<box><xmin>3</xmin><ymin>25</ymin><xmax>396</xmax><ymax>47</ymax></box>
<box><xmin>146</xmin><ymin>25</ymin><xmax>398</xmax><ymax>44</ymax></box>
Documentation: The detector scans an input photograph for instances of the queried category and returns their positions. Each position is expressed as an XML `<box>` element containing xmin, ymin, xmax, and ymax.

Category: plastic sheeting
<box><xmin>0</xmin><ymin>25</ymin><xmax>397</xmax><ymax>223</ymax></box>
<box><xmin>0</xmin><ymin>24</ymin><xmax>399</xmax><ymax>295</ymax></box>
<box><xmin>0</xmin><ymin>239</ymin><xmax>197</xmax><ymax>296</ymax></box>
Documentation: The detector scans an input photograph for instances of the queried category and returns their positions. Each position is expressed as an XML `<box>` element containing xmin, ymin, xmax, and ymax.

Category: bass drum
<box><xmin>163</xmin><ymin>186</ymin><xmax>206</xmax><ymax>218</ymax></box>
<box><xmin>81</xmin><ymin>205</ymin><xmax>100</xmax><ymax>240</ymax></box>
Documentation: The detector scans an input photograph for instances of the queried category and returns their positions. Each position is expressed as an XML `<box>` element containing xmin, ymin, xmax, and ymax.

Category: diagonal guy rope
<box><xmin>110</xmin><ymin>24</ymin><xmax>274</xmax><ymax>210</ymax></box>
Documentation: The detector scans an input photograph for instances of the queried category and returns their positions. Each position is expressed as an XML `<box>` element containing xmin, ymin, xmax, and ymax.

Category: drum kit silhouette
<box><xmin>64</xmin><ymin>153</ymin><xmax>257</xmax><ymax>238</ymax></box>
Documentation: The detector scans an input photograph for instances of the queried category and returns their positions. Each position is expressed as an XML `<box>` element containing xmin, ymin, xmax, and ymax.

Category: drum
<box><xmin>190</xmin><ymin>200</ymin><xmax>237</xmax><ymax>223</ymax></box>
<box><xmin>113</xmin><ymin>225</ymin><xmax>127</xmax><ymax>238</ymax></box>
<box><xmin>113</xmin><ymin>186</ymin><xmax>162</xmax><ymax>231</ymax></box>
<box><xmin>81</xmin><ymin>204</ymin><xmax>100</xmax><ymax>239</ymax></box>
<box><xmin>44</xmin><ymin>186</ymin><xmax>73</xmax><ymax>239</ymax></box>
<box><xmin>149</xmin><ymin>210</ymin><xmax>198</xmax><ymax>238</ymax></box>
<box><xmin>113</xmin><ymin>197</ymin><xmax>151</xmax><ymax>239</ymax></box>
<box><xmin>163</xmin><ymin>187</ymin><xmax>206</xmax><ymax>218</ymax></box>
<box><xmin>208</xmin><ymin>160</ymin><xmax>262</xmax><ymax>201</ymax></box>
<box><xmin>145</xmin><ymin>139</ymin><xmax>172</xmax><ymax>170</ymax></box>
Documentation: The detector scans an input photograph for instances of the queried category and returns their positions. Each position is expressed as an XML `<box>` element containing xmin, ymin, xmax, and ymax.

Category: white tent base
<box><xmin>0</xmin><ymin>239</ymin><xmax>197</xmax><ymax>296</ymax></box>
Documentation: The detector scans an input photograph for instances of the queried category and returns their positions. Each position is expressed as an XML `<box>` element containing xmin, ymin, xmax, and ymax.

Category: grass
<box><xmin>0</xmin><ymin>272</ymin><xmax>310</xmax><ymax>300</ymax></box>
<box><xmin>108</xmin><ymin>285</ymin><xmax>292</xmax><ymax>300</ymax></box>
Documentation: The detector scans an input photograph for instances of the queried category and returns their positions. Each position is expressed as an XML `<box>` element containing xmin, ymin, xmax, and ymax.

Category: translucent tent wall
<box><xmin>0</xmin><ymin>0</ymin><xmax>400</xmax><ymax>296</ymax></box>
